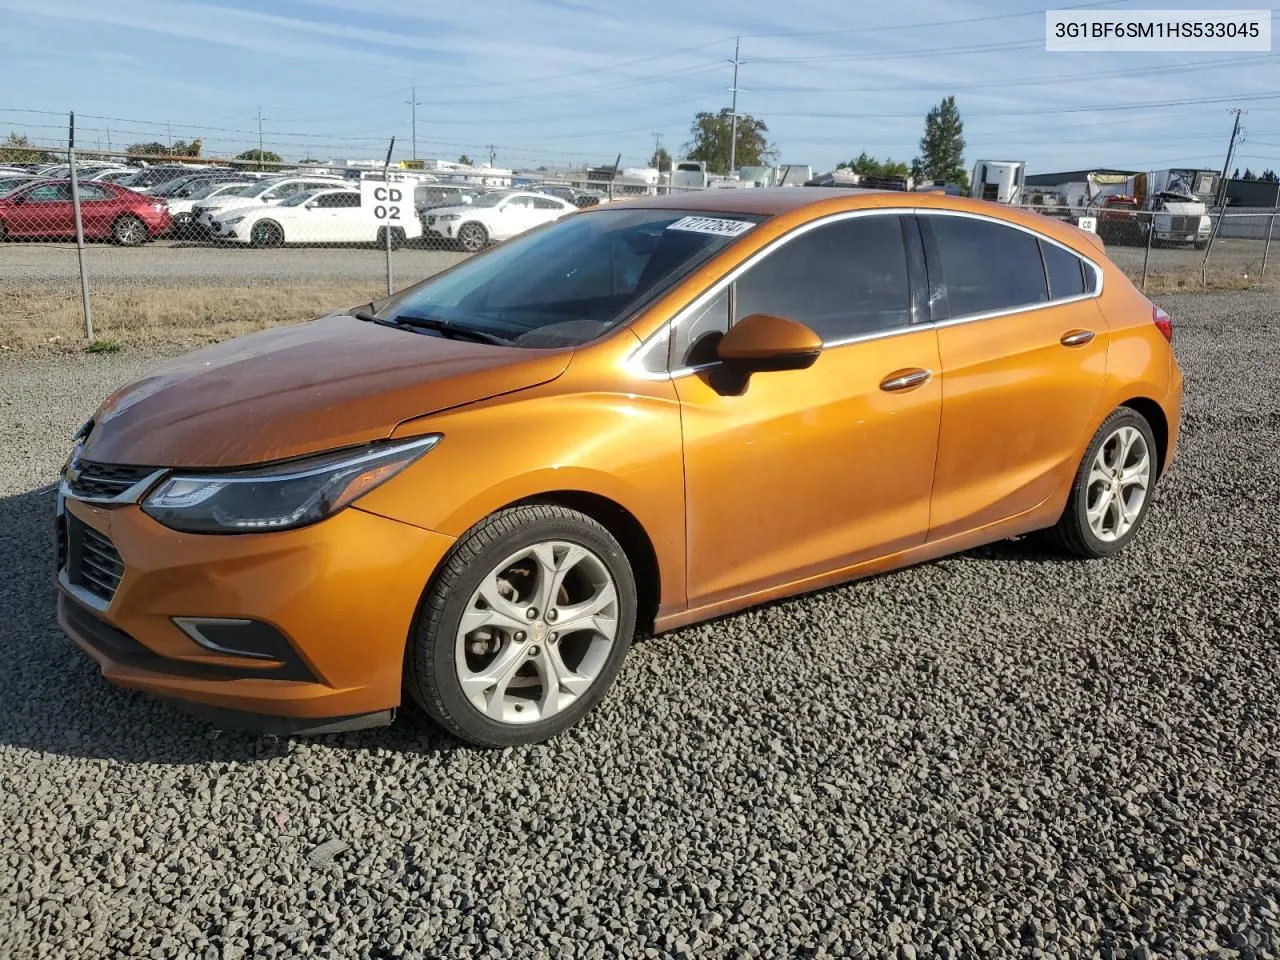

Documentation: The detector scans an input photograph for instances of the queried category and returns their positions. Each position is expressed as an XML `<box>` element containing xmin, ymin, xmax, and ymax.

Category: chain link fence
<box><xmin>1</xmin><ymin>143</ymin><xmax>1275</xmax><ymax>349</ymax></box>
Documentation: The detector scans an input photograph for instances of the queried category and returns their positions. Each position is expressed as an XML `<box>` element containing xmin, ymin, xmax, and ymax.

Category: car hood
<box><xmin>426</xmin><ymin>204</ymin><xmax>476</xmax><ymax>217</ymax></box>
<box><xmin>81</xmin><ymin>314</ymin><xmax>572</xmax><ymax>468</ymax></box>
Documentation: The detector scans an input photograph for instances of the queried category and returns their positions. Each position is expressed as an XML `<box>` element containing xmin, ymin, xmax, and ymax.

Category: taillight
<box><xmin>1153</xmin><ymin>305</ymin><xmax>1173</xmax><ymax>343</ymax></box>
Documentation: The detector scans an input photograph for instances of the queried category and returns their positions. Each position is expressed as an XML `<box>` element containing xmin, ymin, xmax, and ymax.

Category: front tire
<box><xmin>250</xmin><ymin>220</ymin><xmax>284</xmax><ymax>248</ymax></box>
<box><xmin>377</xmin><ymin>226</ymin><xmax>406</xmax><ymax>250</ymax></box>
<box><xmin>407</xmin><ymin>504</ymin><xmax>637</xmax><ymax>747</ymax></box>
<box><xmin>457</xmin><ymin>222</ymin><xmax>488</xmax><ymax>252</ymax></box>
<box><xmin>1047</xmin><ymin>407</ymin><xmax>1158</xmax><ymax>558</ymax></box>
<box><xmin>112</xmin><ymin>215</ymin><xmax>148</xmax><ymax>246</ymax></box>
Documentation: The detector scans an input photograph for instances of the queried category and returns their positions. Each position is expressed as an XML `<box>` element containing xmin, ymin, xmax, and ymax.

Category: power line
<box><xmin>739</xmin><ymin>0</ymin><xmax>1132</xmax><ymax>39</ymax></box>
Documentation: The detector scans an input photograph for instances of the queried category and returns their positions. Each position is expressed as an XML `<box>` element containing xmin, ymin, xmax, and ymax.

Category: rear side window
<box><xmin>925</xmin><ymin>215</ymin><xmax>1048</xmax><ymax>317</ymax></box>
<box><xmin>1040</xmin><ymin>239</ymin><xmax>1087</xmax><ymax>300</ymax></box>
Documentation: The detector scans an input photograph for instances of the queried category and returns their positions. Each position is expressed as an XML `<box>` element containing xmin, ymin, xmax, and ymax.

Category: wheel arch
<box><xmin>1119</xmin><ymin>396</ymin><xmax>1169</xmax><ymax>477</ymax></box>
<box><xmin>505</xmin><ymin>490</ymin><xmax>661</xmax><ymax>637</ymax></box>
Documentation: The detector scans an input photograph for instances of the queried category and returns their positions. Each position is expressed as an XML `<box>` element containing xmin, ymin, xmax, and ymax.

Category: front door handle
<box><xmin>1060</xmin><ymin>329</ymin><xmax>1095</xmax><ymax>347</ymax></box>
<box><xmin>879</xmin><ymin>368</ymin><xmax>932</xmax><ymax>392</ymax></box>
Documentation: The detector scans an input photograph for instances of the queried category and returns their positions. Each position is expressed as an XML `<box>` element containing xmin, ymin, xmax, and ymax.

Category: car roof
<box><xmin>605</xmin><ymin>187</ymin><xmax>1109</xmax><ymax>257</ymax></box>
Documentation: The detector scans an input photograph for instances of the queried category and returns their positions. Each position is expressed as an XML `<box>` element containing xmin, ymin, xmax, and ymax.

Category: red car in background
<box><xmin>0</xmin><ymin>179</ymin><xmax>172</xmax><ymax>245</ymax></box>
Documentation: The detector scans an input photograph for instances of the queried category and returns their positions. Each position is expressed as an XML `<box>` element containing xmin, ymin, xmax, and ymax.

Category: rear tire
<box><xmin>1046</xmin><ymin>407</ymin><xmax>1159</xmax><ymax>559</ymax></box>
<box><xmin>112</xmin><ymin>215</ymin><xmax>147</xmax><ymax>247</ymax></box>
<box><xmin>377</xmin><ymin>226</ymin><xmax>406</xmax><ymax>251</ymax></box>
<box><xmin>457</xmin><ymin>222</ymin><xmax>487</xmax><ymax>253</ymax></box>
<box><xmin>406</xmin><ymin>504</ymin><xmax>637</xmax><ymax>747</ymax></box>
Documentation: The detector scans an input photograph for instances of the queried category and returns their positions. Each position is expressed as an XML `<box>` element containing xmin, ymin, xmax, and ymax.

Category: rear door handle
<box><xmin>879</xmin><ymin>368</ymin><xmax>932</xmax><ymax>392</ymax></box>
<box><xmin>1060</xmin><ymin>329</ymin><xmax>1095</xmax><ymax>347</ymax></box>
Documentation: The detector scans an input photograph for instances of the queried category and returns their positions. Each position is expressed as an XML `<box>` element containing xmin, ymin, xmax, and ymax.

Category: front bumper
<box><xmin>56</xmin><ymin>496</ymin><xmax>455</xmax><ymax>727</ymax></box>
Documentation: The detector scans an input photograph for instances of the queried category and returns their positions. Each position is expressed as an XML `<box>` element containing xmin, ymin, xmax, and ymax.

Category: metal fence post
<box><xmin>67</xmin><ymin>111</ymin><xmax>94</xmax><ymax>342</ymax></box>
<box><xmin>1141</xmin><ymin>211</ymin><xmax>1154</xmax><ymax>293</ymax></box>
<box><xmin>382</xmin><ymin>137</ymin><xmax>395</xmax><ymax>297</ymax></box>
<box><xmin>1200</xmin><ymin>207</ymin><xmax>1225</xmax><ymax>288</ymax></box>
<box><xmin>1261</xmin><ymin>210</ymin><xmax>1277</xmax><ymax>282</ymax></box>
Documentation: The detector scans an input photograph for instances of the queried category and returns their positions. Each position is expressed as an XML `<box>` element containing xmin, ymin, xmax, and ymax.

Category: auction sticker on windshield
<box><xmin>666</xmin><ymin>216</ymin><xmax>756</xmax><ymax>238</ymax></box>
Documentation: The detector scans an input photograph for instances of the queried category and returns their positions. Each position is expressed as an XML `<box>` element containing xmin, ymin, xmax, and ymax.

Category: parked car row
<box><xmin>0</xmin><ymin>161</ymin><xmax>610</xmax><ymax>249</ymax></box>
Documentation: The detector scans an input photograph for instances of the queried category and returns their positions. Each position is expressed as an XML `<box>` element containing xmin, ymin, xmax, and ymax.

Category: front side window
<box><xmin>733</xmin><ymin>214</ymin><xmax>912</xmax><ymax>342</ymax></box>
<box><xmin>382</xmin><ymin>208</ymin><xmax>764</xmax><ymax>349</ymax></box>
<box><xmin>26</xmin><ymin>184</ymin><xmax>70</xmax><ymax>202</ymax></box>
<box><xmin>924</xmin><ymin>215</ymin><xmax>1048</xmax><ymax>317</ymax></box>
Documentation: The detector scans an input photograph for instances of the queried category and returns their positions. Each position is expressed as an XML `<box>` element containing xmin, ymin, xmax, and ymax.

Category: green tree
<box><xmin>837</xmin><ymin>152</ymin><xmax>910</xmax><ymax>178</ymax></box>
<box><xmin>683</xmin><ymin>111</ymin><xmax>776</xmax><ymax>175</ymax></box>
<box><xmin>457</xmin><ymin>154</ymin><xmax>473</xmax><ymax>165</ymax></box>
<box><xmin>914</xmin><ymin>96</ymin><xmax>968</xmax><ymax>189</ymax></box>
<box><xmin>235</xmin><ymin>148</ymin><xmax>282</xmax><ymax>164</ymax></box>
<box><xmin>126</xmin><ymin>141</ymin><xmax>169</xmax><ymax>158</ymax></box>
<box><xmin>650</xmin><ymin>146</ymin><xmax>672</xmax><ymax>173</ymax></box>
<box><xmin>0</xmin><ymin>132</ymin><xmax>54</xmax><ymax>164</ymax></box>
<box><xmin>1262</xmin><ymin>169</ymin><xmax>1279</xmax><ymax>182</ymax></box>
<box><xmin>1241</xmin><ymin>168</ymin><xmax>1255</xmax><ymax>180</ymax></box>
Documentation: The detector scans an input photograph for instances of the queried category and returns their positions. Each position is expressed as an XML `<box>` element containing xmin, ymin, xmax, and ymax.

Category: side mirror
<box><xmin>716</xmin><ymin>313</ymin><xmax>822</xmax><ymax>372</ymax></box>
<box><xmin>304</xmin><ymin>202</ymin><xmax>318</xmax><ymax>209</ymax></box>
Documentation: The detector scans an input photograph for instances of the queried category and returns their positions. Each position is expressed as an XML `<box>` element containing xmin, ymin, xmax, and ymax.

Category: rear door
<box><xmin>920</xmin><ymin>212</ymin><xmax>1109</xmax><ymax>541</ymax></box>
<box><xmin>75</xmin><ymin>182</ymin><xmax>118</xmax><ymax>236</ymax></box>
<box><xmin>321</xmin><ymin>191</ymin><xmax>365</xmax><ymax>242</ymax></box>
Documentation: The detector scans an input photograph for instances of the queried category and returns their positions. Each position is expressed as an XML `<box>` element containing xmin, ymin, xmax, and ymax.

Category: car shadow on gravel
<box><xmin>0</xmin><ymin>486</ymin><xmax>464</xmax><ymax>764</ymax></box>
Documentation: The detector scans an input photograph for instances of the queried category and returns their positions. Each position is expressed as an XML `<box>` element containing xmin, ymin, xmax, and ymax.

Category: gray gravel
<box><xmin>2</xmin><ymin>291</ymin><xmax>1279</xmax><ymax>959</ymax></box>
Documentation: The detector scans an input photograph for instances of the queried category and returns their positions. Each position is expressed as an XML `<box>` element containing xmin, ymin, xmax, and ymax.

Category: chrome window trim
<box><xmin>625</xmin><ymin>206</ymin><xmax>1105</xmax><ymax>382</ymax></box>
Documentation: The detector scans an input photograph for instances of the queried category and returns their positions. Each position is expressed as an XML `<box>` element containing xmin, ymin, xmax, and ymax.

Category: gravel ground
<box><xmin>2</xmin><ymin>291</ymin><xmax>1278</xmax><ymax>959</ymax></box>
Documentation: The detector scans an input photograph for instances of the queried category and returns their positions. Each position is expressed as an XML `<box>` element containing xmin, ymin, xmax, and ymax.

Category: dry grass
<box><xmin>0</xmin><ymin>281</ymin><xmax>385</xmax><ymax>351</ymax></box>
<box><xmin>1</xmin><ymin>266</ymin><xmax>1274</xmax><ymax>353</ymax></box>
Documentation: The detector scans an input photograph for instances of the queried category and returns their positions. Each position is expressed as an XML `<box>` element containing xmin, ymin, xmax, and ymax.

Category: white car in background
<box><xmin>192</xmin><ymin>175</ymin><xmax>353</xmax><ymax>231</ymax></box>
<box><xmin>166</xmin><ymin>180</ymin><xmax>257</xmax><ymax>237</ymax></box>
<box><xmin>208</xmin><ymin>188</ymin><xmax>423</xmax><ymax>248</ymax></box>
<box><xmin>423</xmin><ymin>190</ymin><xmax>575</xmax><ymax>251</ymax></box>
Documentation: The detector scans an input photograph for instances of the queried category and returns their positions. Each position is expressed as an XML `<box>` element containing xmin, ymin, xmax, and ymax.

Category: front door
<box><xmin>674</xmin><ymin>212</ymin><xmax>942</xmax><ymax>611</ymax></box>
<box><xmin>919</xmin><ymin>212</ymin><xmax>1110</xmax><ymax>541</ymax></box>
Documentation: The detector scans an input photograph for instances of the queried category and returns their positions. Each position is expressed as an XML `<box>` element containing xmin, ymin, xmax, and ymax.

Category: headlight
<box><xmin>223</xmin><ymin>216</ymin><xmax>246</xmax><ymax>226</ymax></box>
<box><xmin>141</xmin><ymin>435</ymin><xmax>439</xmax><ymax>534</ymax></box>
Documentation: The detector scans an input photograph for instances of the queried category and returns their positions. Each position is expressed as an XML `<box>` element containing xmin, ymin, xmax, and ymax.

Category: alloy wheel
<box><xmin>1085</xmin><ymin>425</ymin><xmax>1151</xmax><ymax>542</ymax></box>
<box><xmin>454</xmin><ymin>540</ymin><xmax>619</xmax><ymax>725</ymax></box>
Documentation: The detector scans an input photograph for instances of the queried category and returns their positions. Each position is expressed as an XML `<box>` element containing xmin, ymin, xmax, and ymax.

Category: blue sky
<box><xmin>1</xmin><ymin>0</ymin><xmax>1277</xmax><ymax>174</ymax></box>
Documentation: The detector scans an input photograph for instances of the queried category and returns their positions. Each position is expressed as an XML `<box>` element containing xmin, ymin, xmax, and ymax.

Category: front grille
<box><xmin>65</xmin><ymin>514</ymin><xmax>124</xmax><ymax>604</ymax></box>
<box><xmin>66</xmin><ymin>459</ymin><xmax>155</xmax><ymax>500</ymax></box>
<box><xmin>1169</xmin><ymin>215</ymin><xmax>1196</xmax><ymax>233</ymax></box>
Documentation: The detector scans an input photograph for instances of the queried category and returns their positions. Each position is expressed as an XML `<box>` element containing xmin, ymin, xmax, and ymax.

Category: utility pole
<box><xmin>257</xmin><ymin>107</ymin><xmax>265</xmax><ymax>170</ymax></box>
<box><xmin>406</xmin><ymin>86</ymin><xmax>424</xmax><ymax>161</ymax></box>
<box><xmin>487</xmin><ymin>144</ymin><xmax>496</xmax><ymax>166</ymax></box>
<box><xmin>105</xmin><ymin>125</ymin><xmax>111</xmax><ymax>153</ymax></box>
<box><xmin>1216</xmin><ymin>108</ymin><xmax>1246</xmax><ymax>208</ymax></box>
<box><xmin>726</xmin><ymin>37</ymin><xmax>742</xmax><ymax>177</ymax></box>
<box><xmin>166</xmin><ymin>120</ymin><xmax>172</xmax><ymax>149</ymax></box>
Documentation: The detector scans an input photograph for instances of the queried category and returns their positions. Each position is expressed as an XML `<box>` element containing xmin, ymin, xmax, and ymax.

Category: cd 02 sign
<box><xmin>360</xmin><ymin>180</ymin><xmax>406</xmax><ymax>224</ymax></box>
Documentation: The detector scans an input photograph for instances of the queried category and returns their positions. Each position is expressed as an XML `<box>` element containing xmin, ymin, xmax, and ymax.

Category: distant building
<box><xmin>1224</xmin><ymin>177</ymin><xmax>1280</xmax><ymax>207</ymax></box>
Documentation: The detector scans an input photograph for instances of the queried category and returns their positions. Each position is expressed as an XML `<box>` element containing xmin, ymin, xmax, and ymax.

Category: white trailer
<box><xmin>970</xmin><ymin>160</ymin><xmax>1027</xmax><ymax>204</ymax></box>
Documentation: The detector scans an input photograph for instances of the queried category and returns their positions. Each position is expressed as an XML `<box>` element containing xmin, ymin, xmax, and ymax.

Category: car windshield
<box><xmin>380</xmin><ymin>207</ymin><xmax>765</xmax><ymax>348</ymax></box>
<box><xmin>191</xmin><ymin>180</ymin><xmax>242</xmax><ymax>199</ymax></box>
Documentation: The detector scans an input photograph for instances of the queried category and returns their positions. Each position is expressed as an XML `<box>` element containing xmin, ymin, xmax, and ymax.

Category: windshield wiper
<box><xmin>354</xmin><ymin>310</ymin><xmax>510</xmax><ymax>346</ymax></box>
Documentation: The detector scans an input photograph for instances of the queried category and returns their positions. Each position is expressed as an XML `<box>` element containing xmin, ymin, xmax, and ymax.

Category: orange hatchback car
<box><xmin>57</xmin><ymin>189</ymin><xmax>1182</xmax><ymax>746</ymax></box>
